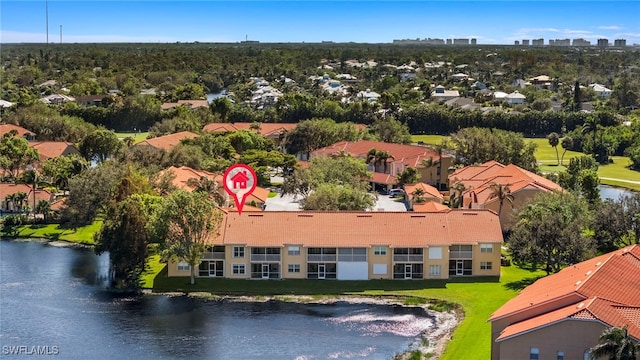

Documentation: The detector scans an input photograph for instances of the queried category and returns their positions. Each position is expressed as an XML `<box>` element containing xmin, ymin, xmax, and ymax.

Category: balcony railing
<box><xmin>450</xmin><ymin>251</ymin><xmax>473</xmax><ymax>259</ymax></box>
<box><xmin>250</xmin><ymin>254</ymin><xmax>281</xmax><ymax>262</ymax></box>
<box><xmin>393</xmin><ymin>255</ymin><xmax>424</xmax><ymax>262</ymax></box>
<box><xmin>202</xmin><ymin>252</ymin><xmax>225</xmax><ymax>260</ymax></box>
<box><xmin>307</xmin><ymin>254</ymin><xmax>337</xmax><ymax>262</ymax></box>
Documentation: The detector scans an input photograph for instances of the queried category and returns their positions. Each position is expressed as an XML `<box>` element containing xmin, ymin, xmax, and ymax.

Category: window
<box><xmin>288</xmin><ymin>246</ymin><xmax>300</xmax><ymax>256</ymax></box>
<box><xmin>288</xmin><ymin>264</ymin><xmax>300</xmax><ymax>273</ymax></box>
<box><xmin>233</xmin><ymin>246</ymin><xmax>245</xmax><ymax>258</ymax></box>
<box><xmin>232</xmin><ymin>264</ymin><xmax>245</xmax><ymax>275</ymax></box>
<box><xmin>428</xmin><ymin>247</ymin><xmax>442</xmax><ymax>259</ymax></box>
<box><xmin>177</xmin><ymin>262</ymin><xmax>190</xmax><ymax>271</ymax></box>
<box><xmin>557</xmin><ymin>351</ymin><xmax>564</xmax><ymax>360</ymax></box>
<box><xmin>374</xmin><ymin>246</ymin><xmax>386</xmax><ymax>255</ymax></box>
<box><xmin>530</xmin><ymin>347</ymin><xmax>539</xmax><ymax>360</ymax></box>
<box><xmin>481</xmin><ymin>261</ymin><xmax>493</xmax><ymax>270</ymax></box>
<box><xmin>429</xmin><ymin>265</ymin><xmax>441</xmax><ymax>276</ymax></box>
<box><xmin>480</xmin><ymin>244</ymin><xmax>493</xmax><ymax>253</ymax></box>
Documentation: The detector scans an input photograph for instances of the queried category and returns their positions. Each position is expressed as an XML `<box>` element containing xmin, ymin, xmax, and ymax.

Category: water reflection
<box><xmin>1</xmin><ymin>241</ymin><xmax>435</xmax><ymax>359</ymax></box>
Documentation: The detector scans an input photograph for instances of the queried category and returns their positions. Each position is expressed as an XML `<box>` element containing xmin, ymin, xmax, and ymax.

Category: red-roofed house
<box><xmin>1</xmin><ymin>183</ymin><xmax>55</xmax><ymax>213</ymax></box>
<box><xmin>0</xmin><ymin>124</ymin><xmax>36</xmax><ymax>141</ymax></box>
<box><xmin>449</xmin><ymin>161</ymin><xmax>563</xmax><ymax>230</ymax></box>
<box><xmin>489</xmin><ymin>245</ymin><xmax>640</xmax><ymax>360</ymax></box>
<box><xmin>161</xmin><ymin>100</ymin><xmax>209</xmax><ymax>110</ymax></box>
<box><xmin>167</xmin><ymin>209</ymin><xmax>503</xmax><ymax>280</ymax></box>
<box><xmin>29</xmin><ymin>142</ymin><xmax>81</xmax><ymax>161</ymax></box>
<box><xmin>134</xmin><ymin>131</ymin><xmax>198</xmax><ymax>151</ymax></box>
<box><xmin>311</xmin><ymin>140</ymin><xmax>454</xmax><ymax>191</ymax></box>
<box><xmin>404</xmin><ymin>182</ymin><xmax>444</xmax><ymax>210</ymax></box>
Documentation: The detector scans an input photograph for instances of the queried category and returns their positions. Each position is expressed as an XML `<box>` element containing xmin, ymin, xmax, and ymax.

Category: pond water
<box><xmin>598</xmin><ymin>185</ymin><xmax>637</xmax><ymax>201</ymax></box>
<box><xmin>0</xmin><ymin>240</ymin><xmax>436</xmax><ymax>359</ymax></box>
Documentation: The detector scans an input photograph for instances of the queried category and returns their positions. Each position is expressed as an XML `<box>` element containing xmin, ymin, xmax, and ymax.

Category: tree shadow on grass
<box><xmin>503</xmin><ymin>275</ymin><xmax>546</xmax><ymax>291</ymax></box>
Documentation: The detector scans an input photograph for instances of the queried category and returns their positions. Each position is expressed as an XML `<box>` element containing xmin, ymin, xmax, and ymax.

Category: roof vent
<box><xmin>575</xmin><ymin>280</ymin><xmax>582</xmax><ymax>286</ymax></box>
<box><xmin>462</xmin><ymin>212</ymin><xmax>478</xmax><ymax>215</ymax></box>
<box><xmin>357</xmin><ymin>215</ymin><xmax>373</xmax><ymax>218</ymax></box>
<box><xmin>577</xmin><ymin>302</ymin><xmax>585</xmax><ymax>309</ymax></box>
<box><xmin>410</xmin><ymin>215</ymin><xmax>426</xmax><ymax>218</ymax></box>
<box><xmin>248</xmin><ymin>214</ymin><xmax>263</xmax><ymax>217</ymax></box>
<box><xmin>297</xmin><ymin>214</ymin><xmax>314</xmax><ymax>218</ymax></box>
<box><xmin>595</xmin><ymin>262</ymin><xmax>602</xmax><ymax>266</ymax></box>
<box><xmin>585</xmin><ymin>270</ymin><xmax>592</xmax><ymax>276</ymax></box>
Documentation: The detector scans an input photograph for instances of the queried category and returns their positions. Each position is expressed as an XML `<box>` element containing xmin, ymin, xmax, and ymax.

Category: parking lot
<box><xmin>264</xmin><ymin>192</ymin><xmax>407</xmax><ymax>212</ymax></box>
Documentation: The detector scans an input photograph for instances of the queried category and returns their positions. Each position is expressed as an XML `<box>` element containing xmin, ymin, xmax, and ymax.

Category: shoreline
<box><xmin>146</xmin><ymin>292</ymin><xmax>461</xmax><ymax>359</ymax></box>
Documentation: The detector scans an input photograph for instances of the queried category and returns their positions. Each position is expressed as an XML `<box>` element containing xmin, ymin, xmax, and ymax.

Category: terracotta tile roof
<box><xmin>215</xmin><ymin>209</ymin><xmax>503</xmax><ymax>247</ymax></box>
<box><xmin>404</xmin><ymin>182</ymin><xmax>443</xmax><ymax>200</ymax></box>
<box><xmin>0</xmin><ymin>124</ymin><xmax>35</xmax><ymax>138</ymax></box>
<box><xmin>28</xmin><ymin>142</ymin><xmax>80</xmax><ymax>160</ymax></box>
<box><xmin>312</xmin><ymin>140</ymin><xmax>451</xmax><ymax>169</ymax></box>
<box><xmin>450</xmin><ymin>161</ymin><xmax>563</xmax><ymax>206</ymax></box>
<box><xmin>371</xmin><ymin>172</ymin><xmax>396</xmax><ymax>185</ymax></box>
<box><xmin>162</xmin><ymin>100</ymin><xmax>209</xmax><ymax>110</ymax></box>
<box><xmin>135</xmin><ymin>131</ymin><xmax>198</xmax><ymax>151</ymax></box>
<box><xmin>412</xmin><ymin>202</ymin><xmax>450</xmax><ymax>212</ymax></box>
<box><xmin>203</xmin><ymin>122</ymin><xmax>298</xmax><ymax>136</ymax></box>
<box><xmin>0</xmin><ymin>183</ymin><xmax>53</xmax><ymax>206</ymax></box>
<box><xmin>221</xmin><ymin>205</ymin><xmax>263</xmax><ymax>213</ymax></box>
<box><xmin>496</xmin><ymin>297</ymin><xmax>640</xmax><ymax>342</ymax></box>
<box><xmin>160</xmin><ymin>166</ymin><xmax>220</xmax><ymax>192</ymax></box>
<box><xmin>490</xmin><ymin>245</ymin><xmax>640</xmax><ymax>322</ymax></box>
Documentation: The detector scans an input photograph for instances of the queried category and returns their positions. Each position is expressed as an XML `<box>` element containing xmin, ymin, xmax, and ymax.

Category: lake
<box><xmin>0</xmin><ymin>240</ymin><xmax>437</xmax><ymax>360</ymax></box>
<box><xmin>599</xmin><ymin>185</ymin><xmax>637</xmax><ymax>201</ymax></box>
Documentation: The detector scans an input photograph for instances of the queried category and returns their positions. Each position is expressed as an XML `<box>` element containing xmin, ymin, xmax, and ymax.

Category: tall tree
<box><xmin>301</xmin><ymin>184</ymin><xmax>375</xmax><ymax>211</ymax></box>
<box><xmin>35</xmin><ymin>200</ymin><xmax>51</xmax><ymax>223</ymax></box>
<box><xmin>560</xmin><ymin>136</ymin><xmax>573</xmax><ymax>166</ymax></box>
<box><xmin>0</xmin><ymin>131</ymin><xmax>39</xmax><ymax>179</ymax></box>
<box><xmin>148</xmin><ymin>191</ymin><xmax>224</xmax><ymax>285</ymax></box>
<box><xmin>509</xmin><ymin>192</ymin><xmax>594</xmax><ymax>274</ymax></box>
<box><xmin>488</xmin><ymin>182</ymin><xmax>514</xmax><ymax>218</ymax></box>
<box><xmin>590</xmin><ymin>325</ymin><xmax>639</xmax><ymax>360</ymax></box>
<box><xmin>547</xmin><ymin>132</ymin><xmax>560</xmax><ymax>165</ymax></box>
<box><xmin>396</xmin><ymin>166</ymin><xmax>420</xmax><ymax>187</ymax></box>
<box><xmin>79</xmin><ymin>129</ymin><xmax>123</xmax><ymax>163</ymax></box>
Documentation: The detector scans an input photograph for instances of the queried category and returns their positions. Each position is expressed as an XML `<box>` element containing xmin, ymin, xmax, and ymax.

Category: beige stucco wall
<box><xmin>483</xmin><ymin>188</ymin><xmax>545</xmax><ymax>230</ymax></box>
<box><xmin>167</xmin><ymin>261</ymin><xmax>192</xmax><ymax>277</ymax></box>
<box><xmin>425</xmin><ymin>246</ymin><xmax>449</xmax><ymax>279</ymax></box>
<box><xmin>225</xmin><ymin>245</ymin><xmax>250</xmax><ymax>279</ymax></box>
<box><xmin>282</xmin><ymin>244</ymin><xmax>307</xmax><ymax>279</ymax></box>
<box><xmin>497</xmin><ymin>319</ymin><xmax>607</xmax><ymax>360</ymax></box>
<box><xmin>418</xmin><ymin>157</ymin><xmax>455</xmax><ymax>189</ymax></box>
<box><xmin>368</xmin><ymin>246</ymin><xmax>393</xmax><ymax>279</ymax></box>
<box><xmin>473</xmin><ymin>243</ymin><xmax>502</xmax><ymax>276</ymax></box>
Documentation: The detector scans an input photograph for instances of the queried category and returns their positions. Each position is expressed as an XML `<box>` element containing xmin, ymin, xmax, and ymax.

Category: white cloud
<box><xmin>598</xmin><ymin>25</ymin><xmax>621</xmax><ymax>30</ymax></box>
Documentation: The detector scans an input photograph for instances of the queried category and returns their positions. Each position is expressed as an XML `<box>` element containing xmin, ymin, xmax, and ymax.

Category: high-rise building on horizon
<box><xmin>522</xmin><ymin>39</ymin><xmax>529</xmax><ymax>46</ymax></box>
<box><xmin>532</xmin><ymin>38</ymin><xmax>544</xmax><ymax>46</ymax></box>
<box><xmin>614</xmin><ymin>39</ymin><xmax>626</xmax><ymax>47</ymax></box>
<box><xmin>597</xmin><ymin>38</ymin><xmax>609</xmax><ymax>47</ymax></box>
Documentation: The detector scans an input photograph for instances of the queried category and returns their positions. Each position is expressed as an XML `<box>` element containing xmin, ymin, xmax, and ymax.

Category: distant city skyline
<box><xmin>1</xmin><ymin>1</ymin><xmax>639</xmax><ymax>45</ymax></box>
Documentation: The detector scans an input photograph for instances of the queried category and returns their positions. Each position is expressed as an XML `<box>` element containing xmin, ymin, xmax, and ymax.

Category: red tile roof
<box><xmin>404</xmin><ymin>182</ymin><xmax>443</xmax><ymax>200</ymax></box>
<box><xmin>312</xmin><ymin>140</ymin><xmax>451</xmax><ymax>169</ymax></box>
<box><xmin>0</xmin><ymin>124</ymin><xmax>35</xmax><ymax>138</ymax></box>
<box><xmin>28</xmin><ymin>142</ymin><xmax>80</xmax><ymax>160</ymax></box>
<box><xmin>215</xmin><ymin>209</ymin><xmax>503</xmax><ymax>247</ymax></box>
<box><xmin>160</xmin><ymin>166</ymin><xmax>222</xmax><ymax>192</ymax></box>
<box><xmin>412</xmin><ymin>202</ymin><xmax>450</xmax><ymax>213</ymax></box>
<box><xmin>136</xmin><ymin>131</ymin><xmax>198</xmax><ymax>151</ymax></box>
<box><xmin>0</xmin><ymin>183</ymin><xmax>54</xmax><ymax>207</ymax></box>
<box><xmin>450</xmin><ymin>161</ymin><xmax>563</xmax><ymax>206</ymax></box>
<box><xmin>490</xmin><ymin>245</ymin><xmax>640</xmax><ymax>324</ymax></box>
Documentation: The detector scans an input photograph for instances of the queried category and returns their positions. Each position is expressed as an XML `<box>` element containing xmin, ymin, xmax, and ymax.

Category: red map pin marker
<box><xmin>223</xmin><ymin>164</ymin><xmax>257</xmax><ymax>215</ymax></box>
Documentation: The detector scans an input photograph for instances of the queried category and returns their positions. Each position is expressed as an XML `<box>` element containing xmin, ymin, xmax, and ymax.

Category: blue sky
<box><xmin>1</xmin><ymin>1</ymin><xmax>639</xmax><ymax>45</ymax></box>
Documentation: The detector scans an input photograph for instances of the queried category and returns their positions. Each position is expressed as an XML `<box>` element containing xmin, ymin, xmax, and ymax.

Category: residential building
<box><xmin>0</xmin><ymin>183</ymin><xmax>55</xmax><ymax>214</ymax></box>
<box><xmin>0</xmin><ymin>124</ymin><xmax>36</xmax><ymax>141</ymax></box>
<box><xmin>431</xmin><ymin>85</ymin><xmax>460</xmax><ymax>102</ymax></box>
<box><xmin>453</xmin><ymin>38</ymin><xmax>469</xmax><ymax>45</ymax></box>
<box><xmin>28</xmin><ymin>142</ymin><xmax>81</xmax><ymax>161</ymax></box>
<box><xmin>203</xmin><ymin>122</ymin><xmax>298</xmax><ymax>146</ymax></box>
<box><xmin>404</xmin><ymin>182</ymin><xmax>444</xmax><ymax>211</ymax></box>
<box><xmin>449</xmin><ymin>161</ymin><xmax>563</xmax><ymax>230</ymax></box>
<box><xmin>505</xmin><ymin>91</ymin><xmax>526</xmax><ymax>105</ymax></box>
<box><xmin>167</xmin><ymin>209</ymin><xmax>503</xmax><ymax>280</ymax></box>
<box><xmin>161</xmin><ymin>100</ymin><xmax>209</xmax><ymax>111</ymax></box>
<box><xmin>588</xmin><ymin>83</ymin><xmax>613</xmax><ymax>98</ymax></box>
<box><xmin>572</xmin><ymin>38</ymin><xmax>591</xmax><ymax>46</ymax></box>
<box><xmin>532</xmin><ymin>38</ymin><xmax>544</xmax><ymax>46</ymax></box>
<box><xmin>311</xmin><ymin>140</ymin><xmax>454</xmax><ymax>191</ymax></box>
<box><xmin>134</xmin><ymin>131</ymin><xmax>198</xmax><ymax>151</ymax></box>
<box><xmin>522</xmin><ymin>39</ymin><xmax>529</xmax><ymax>46</ymax></box>
<box><xmin>489</xmin><ymin>245</ymin><xmax>640</xmax><ymax>360</ymax></box>
<box><xmin>40</xmin><ymin>94</ymin><xmax>75</xmax><ymax>105</ymax></box>
<box><xmin>357</xmin><ymin>89</ymin><xmax>381</xmax><ymax>103</ymax></box>
<box><xmin>614</xmin><ymin>39</ymin><xmax>626</xmax><ymax>47</ymax></box>
<box><xmin>597</xmin><ymin>38</ymin><xmax>609</xmax><ymax>47</ymax></box>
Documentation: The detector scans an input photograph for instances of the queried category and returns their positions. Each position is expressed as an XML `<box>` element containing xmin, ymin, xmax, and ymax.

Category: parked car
<box><xmin>389</xmin><ymin>189</ymin><xmax>405</xmax><ymax>197</ymax></box>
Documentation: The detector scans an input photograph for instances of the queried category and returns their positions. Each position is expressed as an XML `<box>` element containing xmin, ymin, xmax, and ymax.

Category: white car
<box><xmin>389</xmin><ymin>189</ymin><xmax>405</xmax><ymax>197</ymax></box>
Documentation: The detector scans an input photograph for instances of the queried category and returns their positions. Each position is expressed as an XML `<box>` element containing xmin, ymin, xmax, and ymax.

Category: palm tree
<box><xmin>411</xmin><ymin>187</ymin><xmax>427</xmax><ymax>204</ymax></box>
<box><xmin>560</xmin><ymin>136</ymin><xmax>574</xmax><ymax>166</ymax></box>
<box><xmin>547</xmin><ymin>132</ymin><xmax>560</xmax><ymax>165</ymax></box>
<box><xmin>36</xmin><ymin>200</ymin><xmax>51</xmax><ymax>223</ymax></box>
<box><xmin>488</xmin><ymin>182</ymin><xmax>514</xmax><ymax>217</ymax></box>
<box><xmin>590</xmin><ymin>325</ymin><xmax>639</xmax><ymax>360</ymax></box>
<box><xmin>420</xmin><ymin>157</ymin><xmax>439</xmax><ymax>186</ymax></box>
<box><xmin>448</xmin><ymin>182</ymin><xmax>466</xmax><ymax>209</ymax></box>
<box><xmin>4</xmin><ymin>193</ymin><xmax>17</xmax><ymax>212</ymax></box>
<box><xmin>12</xmin><ymin>192</ymin><xmax>28</xmax><ymax>213</ymax></box>
<box><xmin>186</xmin><ymin>176</ymin><xmax>225</xmax><ymax>206</ymax></box>
<box><xmin>582</xmin><ymin>115</ymin><xmax>600</xmax><ymax>146</ymax></box>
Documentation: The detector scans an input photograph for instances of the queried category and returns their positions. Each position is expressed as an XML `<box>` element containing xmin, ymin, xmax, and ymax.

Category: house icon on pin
<box><xmin>230</xmin><ymin>170</ymin><xmax>250</xmax><ymax>189</ymax></box>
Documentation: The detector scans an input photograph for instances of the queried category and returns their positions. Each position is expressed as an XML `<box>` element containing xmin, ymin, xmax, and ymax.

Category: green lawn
<box><xmin>115</xmin><ymin>131</ymin><xmax>150</xmax><ymax>144</ymax></box>
<box><xmin>411</xmin><ymin>135</ymin><xmax>640</xmax><ymax>191</ymax></box>
<box><xmin>2</xmin><ymin>221</ymin><xmax>102</xmax><ymax>245</ymax></box>
<box><xmin>148</xmin><ymin>261</ymin><xmax>544</xmax><ymax>360</ymax></box>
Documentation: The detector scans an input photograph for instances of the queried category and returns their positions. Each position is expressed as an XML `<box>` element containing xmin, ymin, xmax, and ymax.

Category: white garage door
<box><xmin>337</xmin><ymin>262</ymin><xmax>368</xmax><ymax>280</ymax></box>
